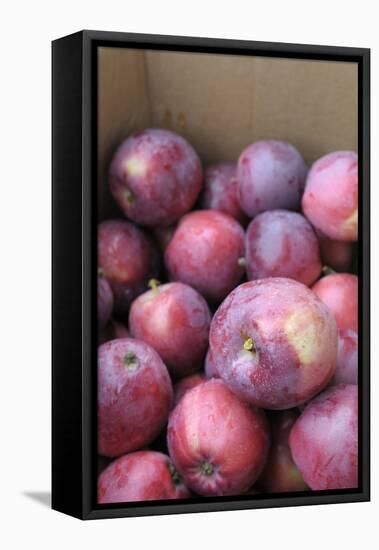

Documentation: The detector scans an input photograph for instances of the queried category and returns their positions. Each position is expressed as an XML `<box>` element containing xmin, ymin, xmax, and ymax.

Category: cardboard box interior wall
<box><xmin>98</xmin><ymin>48</ymin><xmax>358</xmax><ymax>219</ymax></box>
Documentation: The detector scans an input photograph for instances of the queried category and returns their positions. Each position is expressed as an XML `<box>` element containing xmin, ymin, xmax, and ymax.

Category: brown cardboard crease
<box><xmin>98</xmin><ymin>47</ymin><xmax>358</xmax><ymax>219</ymax></box>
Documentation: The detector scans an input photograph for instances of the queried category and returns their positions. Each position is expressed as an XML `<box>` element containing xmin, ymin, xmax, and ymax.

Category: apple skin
<box><xmin>200</xmin><ymin>162</ymin><xmax>247</xmax><ymax>224</ymax></box>
<box><xmin>317</xmin><ymin>230</ymin><xmax>353</xmax><ymax>272</ymax></box>
<box><xmin>167</xmin><ymin>379</ymin><xmax>270</xmax><ymax>496</ymax></box>
<box><xmin>312</xmin><ymin>273</ymin><xmax>358</xmax><ymax>332</ymax></box>
<box><xmin>98</xmin><ymin>219</ymin><xmax>160</xmax><ymax>315</ymax></box>
<box><xmin>165</xmin><ymin>210</ymin><xmax>245</xmax><ymax>303</ymax></box>
<box><xmin>245</xmin><ymin>210</ymin><xmax>321</xmax><ymax>286</ymax></box>
<box><xmin>289</xmin><ymin>384</ymin><xmax>358</xmax><ymax>490</ymax></box>
<box><xmin>98</xmin><ymin>338</ymin><xmax>173</xmax><ymax>457</ymax></box>
<box><xmin>237</xmin><ymin>140</ymin><xmax>307</xmax><ymax>218</ymax></box>
<box><xmin>302</xmin><ymin>151</ymin><xmax>358</xmax><ymax>241</ymax></box>
<box><xmin>332</xmin><ymin>329</ymin><xmax>358</xmax><ymax>385</ymax></box>
<box><xmin>98</xmin><ymin>451</ymin><xmax>190</xmax><ymax>503</ymax></box>
<box><xmin>209</xmin><ymin>278</ymin><xmax>338</xmax><ymax>410</ymax></box>
<box><xmin>204</xmin><ymin>348</ymin><xmax>220</xmax><ymax>379</ymax></box>
<box><xmin>129</xmin><ymin>282</ymin><xmax>211</xmax><ymax>378</ymax></box>
<box><xmin>173</xmin><ymin>373</ymin><xmax>205</xmax><ymax>406</ymax></box>
<box><xmin>98</xmin><ymin>276</ymin><xmax>114</xmax><ymax>330</ymax></box>
<box><xmin>109</xmin><ymin>128</ymin><xmax>202</xmax><ymax>227</ymax></box>
<box><xmin>257</xmin><ymin>410</ymin><xmax>309</xmax><ymax>493</ymax></box>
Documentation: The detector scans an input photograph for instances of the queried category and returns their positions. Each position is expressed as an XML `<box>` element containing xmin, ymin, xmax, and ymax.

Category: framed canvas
<box><xmin>52</xmin><ymin>30</ymin><xmax>370</xmax><ymax>520</ymax></box>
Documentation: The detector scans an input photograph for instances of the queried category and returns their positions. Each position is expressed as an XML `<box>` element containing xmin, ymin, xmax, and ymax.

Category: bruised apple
<box><xmin>209</xmin><ymin>278</ymin><xmax>338</xmax><ymax>409</ymax></box>
<box><xmin>98</xmin><ymin>338</ymin><xmax>173</xmax><ymax>457</ymax></box>
<box><xmin>98</xmin><ymin>451</ymin><xmax>190</xmax><ymax>503</ymax></box>
<box><xmin>258</xmin><ymin>410</ymin><xmax>308</xmax><ymax>493</ymax></box>
<box><xmin>129</xmin><ymin>281</ymin><xmax>211</xmax><ymax>378</ymax></box>
<box><xmin>167</xmin><ymin>379</ymin><xmax>270</xmax><ymax>496</ymax></box>
<box><xmin>289</xmin><ymin>384</ymin><xmax>358</xmax><ymax>490</ymax></box>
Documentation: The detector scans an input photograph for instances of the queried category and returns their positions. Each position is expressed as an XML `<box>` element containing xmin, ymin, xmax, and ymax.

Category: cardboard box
<box><xmin>98</xmin><ymin>47</ymin><xmax>357</xmax><ymax>218</ymax></box>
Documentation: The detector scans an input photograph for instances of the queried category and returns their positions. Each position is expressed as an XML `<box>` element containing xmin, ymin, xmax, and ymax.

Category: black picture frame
<box><xmin>52</xmin><ymin>30</ymin><xmax>370</xmax><ymax>520</ymax></box>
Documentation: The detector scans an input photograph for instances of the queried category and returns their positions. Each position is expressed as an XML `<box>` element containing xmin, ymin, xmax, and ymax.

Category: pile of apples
<box><xmin>97</xmin><ymin>129</ymin><xmax>358</xmax><ymax>504</ymax></box>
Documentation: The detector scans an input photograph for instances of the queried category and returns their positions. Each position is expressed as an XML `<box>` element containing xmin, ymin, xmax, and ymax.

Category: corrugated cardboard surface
<box><xmin>98</xmin><ymin>47</ymin><xmax>357</xmax><ymax>219</ymax></box>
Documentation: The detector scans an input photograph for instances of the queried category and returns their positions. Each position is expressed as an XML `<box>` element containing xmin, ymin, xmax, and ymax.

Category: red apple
<box><xmin>109</xmin><ymin>128</ymin><xmax>202</xmax><ymax>227</ymax></box>
<box><xmin>98</xmin><ymin>451</ymin><xmax>190</xmax><ymax>503</ymax></box>
<box><xmin>98</xmin><ymin>219</ymin><xmax>159</xmax><ymax>315</ymax></box>
<box><xmin>165</xmin><ymin>210</ymin><xmax>245</xmax><ymax>303</ymax></box>
<box><xmin>312</xmin><ymin>273</ymin><xmax>358</xmax><ymax>332</ymax></box>
<box><xmin>98</xmin><ymin>338</ymin><xmax>173</xmax><ymax>457</ymax></box>
<box><xmin>302</xmin><ymin>151</ymin><xmax>358</xmax><ymax>241</ymax></box>
<box><xmin>210</xmin><ymin>278</ymin><xmax>338</xmax><ymax>409</ymax></box>
<box><xmin>129</xmin><ymin>281</ymin><xmax>211</xmax><ymax>378</ymax></box>
<box><xmin>332</xmin><ymin>329</ymin><xmax>358</xmax><ymax>385</ymax></box>
<box><xmin>200</xmin><ymin>162</ymin><xmax>247</xmax><ymax>224</ymax></box>
<box><xmin>237</xmin><ymin>140</ymin><xmax>307</xmax><ymax>217</ymax></box>
<box><xmin>167</xmin><ymin>379</ymin><xmax>270</xmax><ymax>496</ymax></box>
<box><xmin>289</xmin><ymin>384</ymin><xmax>358</xmax><ymax>490</ymax></box>
<box><xmin>245</xmin><ymin>210</ymin><xmax>321</xmax><ymax>286</ymax></box>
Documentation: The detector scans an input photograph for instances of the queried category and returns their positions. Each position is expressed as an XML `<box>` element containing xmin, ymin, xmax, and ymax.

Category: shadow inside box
<box><xmin>23</xmin><ymin>491</ymin><xmax>51</xmax><ymax>508</ymax></box>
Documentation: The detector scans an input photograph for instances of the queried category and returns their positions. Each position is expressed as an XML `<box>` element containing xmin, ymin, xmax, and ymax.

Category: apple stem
<box><xmin>148</xmin><ymin>278</ymin><xmax>161</xmax><ymax>296</ymax></box>
<box><xmin>322</xmin><ymin>265</ymin><xmax>336</xmax><ymax>276</ymax></box>
<box><xmin>201</xmin><ymin>461</ymin><xmax>214</xmax><ymax>476</ymax></box>
<box><xmin>243</xmin><ymin>336</ymin><xmax>257</xmax><ymax>356</ymax></box>
<box><xmin>238</xmin><ymin>257</ymin><xmax>247</xmax><ymax>268</ymax></box>
<box><xmin>123</xmin><ymin>352</ymin><xmax>139</xmax><ymax>370</ymax></box>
